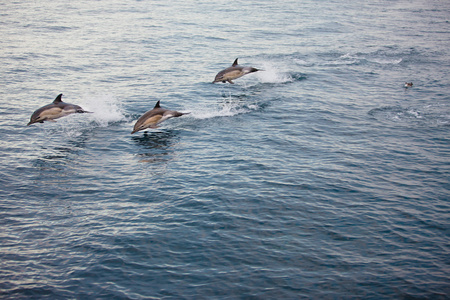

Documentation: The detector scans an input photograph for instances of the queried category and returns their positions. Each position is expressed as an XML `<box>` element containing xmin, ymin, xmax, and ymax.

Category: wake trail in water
<box><xmin>254</xmin><ymin>61</ymin><xmax>294</xmax><ymax>84</ymax></box>
<box><xmin>188</xmin><ymin>99</ymin><xmax>255</xmax><ymax>120</ymax></box>
<box><xmin>80</xmin><ymin>94</ymin><xmax>127</xmax><ymax>127</ymax></box>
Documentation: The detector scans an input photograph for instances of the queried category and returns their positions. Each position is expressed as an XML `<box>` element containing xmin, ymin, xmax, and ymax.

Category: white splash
<box><xmin>254</xmin><ymin>61</ymin><xmax>293</xmax><ymax>84</ymax></box>
<box><xmin>44</xmin><ymin>93</ymin><xmax>127</xmax><ymax>138</ymax></box>
<box><xmin>79</xmin><ymin>93</ymin><xmax>127</xmax><ymax>127</ymax></box>
<box><xmin>406</xmin><ymin>108</ymin><xmax>422</xmax><ymax>119</ymax></box>
<box><xmin>188</xmin><ymin>98</ymin><xmax>253</xmax><ymax>120</ymax></box>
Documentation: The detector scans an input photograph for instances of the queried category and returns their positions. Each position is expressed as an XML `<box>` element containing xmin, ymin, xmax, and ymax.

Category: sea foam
<box><xmin>80</xmin><ymin>93</ymin><xmax>127</xmax><ymax>127</ymax></box>
<box><xmin>189</xmin><ymin>100</ymin><xmax>252</xmax><ymax>120</ymax></box>
<box><xmin>255</xmin><ymin>61</ymin><xmax>294</xmax><ymax>84</ymax></box>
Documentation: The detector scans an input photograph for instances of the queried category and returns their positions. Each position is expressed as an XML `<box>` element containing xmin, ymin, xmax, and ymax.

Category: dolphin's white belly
<box><xmin>223</xmin><ymin>70</ymin><xmax>243</xmax><ymax>80</ymax></box>
<box><xmin>40</xmin><ymin>107</ymin><xmax>76</xmax><ymax>120</ymax></box>
<box><xmin>142</xmin><ymin>115</ymin><xmax>163</xmax><ymax>127</ymax></box>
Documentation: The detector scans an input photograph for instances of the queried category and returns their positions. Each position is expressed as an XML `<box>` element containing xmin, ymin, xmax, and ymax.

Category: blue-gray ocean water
<box><xmin>1</xmin><ymin>0</ymin><xmax>449</xmax><ymax>299</ymax></box>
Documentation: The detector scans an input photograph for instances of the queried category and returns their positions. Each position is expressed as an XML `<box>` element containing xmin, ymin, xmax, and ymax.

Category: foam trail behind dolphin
<box><xmin>78</xmin><ymin>94</ymin><xmax>127</xmax><ymax>127</ymax></box>
<box><xmin>254</xmin><ymin>61</ymin><xmax>294</xmax><ymax>84</ymax></box>
<box><xmin>188</xmin><ymin>96</ymin><xmax>259</xmax><ymax>120</ymax></box>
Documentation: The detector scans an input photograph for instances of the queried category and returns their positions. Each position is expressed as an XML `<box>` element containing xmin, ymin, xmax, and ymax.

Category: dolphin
<box><xmin>212</xmin><ymin>58</ymin><xmax>259</xmax><ymax>84</ymax></box>
<box><xmin>404</xmin><ymin>82</ymin><xmax>413</xmax><ymax>88</ymax></box>
<box><xmin>131</xmin><ymin>101</ymin><xmax>188</xmax><ymax>134</ymax></box>
<box><xmin>27</xmin><ymin>94</ymin><xmax>91</xmax><ymax>126</ymax></box>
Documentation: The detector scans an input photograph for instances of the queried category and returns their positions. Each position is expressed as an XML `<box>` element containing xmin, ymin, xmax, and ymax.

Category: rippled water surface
<box><xmin>1</xmin><ymin>0</ymin><xmax>449</xmax><ymax>299</ymax></box>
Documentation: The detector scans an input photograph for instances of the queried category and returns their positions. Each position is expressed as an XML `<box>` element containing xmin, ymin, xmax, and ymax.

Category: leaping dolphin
<box><xmin>212</xmin><ymin>58</ymin><xmax>259</xmax><ymax>84</ymax></box>
<box><xmin>131</xmin><ymin>101</ymin><xmax>188</xmax><ymax>134</ymax></box>
<box><xmin>27</xmin><ymin>94</ymin><xmax>91</xmax><ymax>126</ymax></box>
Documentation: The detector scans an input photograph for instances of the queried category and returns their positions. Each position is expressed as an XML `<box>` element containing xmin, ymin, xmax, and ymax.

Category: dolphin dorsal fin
<box><xmin>232</xmin><ymin>58</ymin><xmax>238</xmax><ymax>67</ymax></box>
<box><xmin>154</xmin><ymin>100</ymin><xmax>161</xmax><ymax>109</ymax></box>
<box><xmin>53</xmin><ymin>94</ymin><xmax>63</xmax><ymax>103</ymax></box>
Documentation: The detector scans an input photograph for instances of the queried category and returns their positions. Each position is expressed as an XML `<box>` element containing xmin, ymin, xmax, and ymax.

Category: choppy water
<box><xmin>1</xmin><ymin>0</ymin><xmax>449</xmax><ymax>299</ymax></box>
